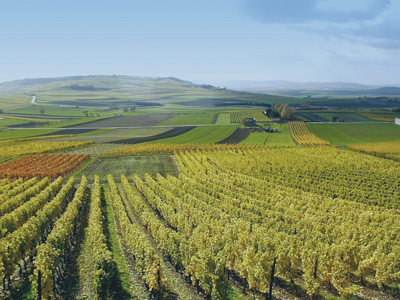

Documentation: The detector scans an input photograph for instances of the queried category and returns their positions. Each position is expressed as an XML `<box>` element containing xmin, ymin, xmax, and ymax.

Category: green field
<box><xmin>156</xmin><ymin>113</ymin><xmax>216</xmax><ymax>125</ymax></box>
<box><xmin>358</xmin><ymin>111</ymin><xmax>398</xmax><ymax>122</ymax></box>
<box><xmin>3</xmin><ymin>104</ymin><xmax>111</xmax><ymax>118</ymax></box>
<box><xmin>266</xmin><ymin>123</ymin><xmax>296</xmax><ymax>146</ymax></box>
<box><xmin>215</xmin><ymin>113</ymin><xmax>231</xmax><ymax>124</ymax></box>
<box><xmin>0</xmin><ymin>118</ymin><xmax>29</xmax><ymax>127</ymax></box>
<box><xmin>58</xmin><ymin>128</ymin><xmax>171</xmax><ymax>143</ymax></box>
<box><xmin>240</xmin><ymin>131</ymin><xmax>268</xmax><ymax>144</ymax></box>
<box><xmin>150</xmin><ymin>125</ymin><xmax>239</xmax><ymax>144</ymax></box>
<box><xmin>0</xmin><ymin>94</ymin><xmax>31</xmax><ymax>109</ymax></box>
<box><xmin>297</xmin><ymin>111</ymin><xmax>374</xmax><ymax>123</ymax></box>
<box><xmin>308</xmin><ymin>123</ymin><xmax>400</xmax><ymax>146</ymax></box>
<box><xmin>326</xmin><ymin>112</ymin><xmax>373</xmax><ymax>122</ymax></box>
<box><xmin>0</xmin><ymin>128</ymin><xmax>61</xmax><ymax>140</ymax></box>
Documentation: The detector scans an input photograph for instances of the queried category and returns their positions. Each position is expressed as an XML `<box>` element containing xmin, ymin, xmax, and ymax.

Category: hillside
<box><xmin>210</xmin><ymin>79</ymin><xmax>400</xmax><ymax>96</ymax></box>
<box><xmin>0</xmin><ymin>75</ymin><xmax>287</xmax><ymax>110</ymax></box>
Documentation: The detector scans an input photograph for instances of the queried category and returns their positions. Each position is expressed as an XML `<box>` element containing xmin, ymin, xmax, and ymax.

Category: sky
<box><xmin>0</xmin><ymin>0</ymin><xmax>399</xmax><ymax>85</ymax></box>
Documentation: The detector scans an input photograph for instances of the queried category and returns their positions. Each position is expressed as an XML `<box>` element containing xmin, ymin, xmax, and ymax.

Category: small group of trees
<box><xmin>265</xmin><ymin>102</ymin><xmax>295</xmax><ymax>120</ymax></box>
<box><xmin>123</xmin><ymin>106</ymin><xmax>136</xmax><ymax>112</ymax></box>
<box><xmin>83</xmin><ymin>111</ymin><xmax>98</xmax><ymax>117</ymax></box>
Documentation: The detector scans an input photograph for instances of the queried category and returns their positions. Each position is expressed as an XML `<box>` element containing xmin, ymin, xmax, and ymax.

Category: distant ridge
<box><xmin>0</xmin><ymin>75</ymin><xmax>193</xmax><ymax>93</ymax></box>
<box><xmin>2</xmin><ymin>75</ymin><xmax>400</xmax><ymax>96</ymax></box>
<box><xmin>205</xmin><ymin>80</ymin><xmax>400</xmax><ymax>96</ymax></box>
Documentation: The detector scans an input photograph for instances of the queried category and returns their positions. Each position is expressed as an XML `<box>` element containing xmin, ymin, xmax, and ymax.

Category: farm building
<box><xmin>396</xmin><ymin>116</ymin><xmax>400</xmax><ymax>125</ymax></box>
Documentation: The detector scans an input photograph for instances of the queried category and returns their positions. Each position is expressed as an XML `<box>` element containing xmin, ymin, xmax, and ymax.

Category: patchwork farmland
<box><xmin>0</xmin><ymin>75</ymin><xmax>399</xmax><ymax>300</ymax></box>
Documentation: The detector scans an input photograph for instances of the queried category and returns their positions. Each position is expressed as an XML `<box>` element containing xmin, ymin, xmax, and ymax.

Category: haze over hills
<box><xmin>0</xmin><ymin>75</ymin><xmax>290</xmax><ymax>110</ymax></box>
<box><xmin>204</xmin><ymin>80</ymin><xmax>400</xmax><ymax>96</ymax></box>
<box><xmin>1</xmin><ymin>75</ymin><xmax>400</xmax><ymax>114</ymax></box>
<box><xmin>0</xmin><ymin>75</ymin><xmax>193</xmax><ymax>94</ymax></box>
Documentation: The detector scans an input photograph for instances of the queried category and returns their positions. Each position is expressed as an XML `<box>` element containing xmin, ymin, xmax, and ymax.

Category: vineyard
<box><xmin>349</xmin><ymin>141</ymin><xmax>400</xmax><ymax>160</ymax></box>
<box><xmin>230</xmin><ymin>111</ymin><xmax>271</xmax><ymax>123</ymax></box>
<box><xmin>289</xmin><ymin>121</ymin><xmax>330</xmax><ymax>146</ymax></box>
<box><xmin>0</xmin><ymin>154</ymin><xmax>90</xmax><ymax>179</ymax></box>
<box><xmin>102</xmin><ymin>143</ymin><xmax>264</xmax><ymax>156</ymax></box>
<box><xmin>0</xmin><ymin>141</ymin><xmax>93</xmax><ymax>156</ymax></box>
<box><xmin>0</xmin><ymin>146</ymin><xmax>398</xmax><ymax>300</ymax></box>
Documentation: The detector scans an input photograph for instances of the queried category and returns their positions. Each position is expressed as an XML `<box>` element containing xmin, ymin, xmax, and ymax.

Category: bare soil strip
<box><xmin>69</xmin><ymin>115</ymin><xmax>173</xmax><ymax>128</ymax></box>
<box><xmin>216</xmin><ymin>128</ymin><xmax>252</xmax><ymax>144</ymax></box>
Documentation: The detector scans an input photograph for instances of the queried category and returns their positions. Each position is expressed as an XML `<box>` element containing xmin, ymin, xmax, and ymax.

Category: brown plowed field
<box><xmin>216</xmin><ymin>128</ymin><xmax>252</xmax><ymax>144</ymax></box>
<box><xmin>68</xmin><ymin>115</ymin><xmax>173</xmax><ymax>128</ymax></box>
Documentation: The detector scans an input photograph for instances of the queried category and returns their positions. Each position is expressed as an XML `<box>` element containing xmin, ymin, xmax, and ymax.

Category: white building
<box><xmin>396</xmin><ymin>116</ymin><xmax>400</xmax><ymax>125</ymax></box>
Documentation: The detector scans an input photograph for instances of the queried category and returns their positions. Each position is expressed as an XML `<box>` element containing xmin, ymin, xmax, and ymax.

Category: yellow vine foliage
<box><xmin>230</xmin><ymin>110</ymin><xmax>271</xmax><ymax>123</ymax></box>
<box><xmin>0</xmin><ymin>141</ymin><xmax>93</xmax><ymax>156</ymax></box>
<box><xmin>349</xmin><ymin>141</ymin><xmax>400</xmax><ymax>160</ymax></box>
<box><xmin>102</xmin><ymin>143</ymin><xmax>266</xmax><ymax>156</ymax></box>
<box><xmin>289</xmin><ymin>121</ymin><xmax>330</xmax><ymax>146</ymax></box>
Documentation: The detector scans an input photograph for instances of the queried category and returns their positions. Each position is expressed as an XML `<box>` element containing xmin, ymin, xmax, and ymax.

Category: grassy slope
<box><xmin>59</xmin><ymin>128</ymin><xmax>171</xmax><ymax>143</ymax></box>
<box><xmin>0</xmin><ymin>129</ymin><xmax>60</xmax><ymax>140</ymax></box>
<box><xmin>3</xmin><ymin>104</ymin><xmax>112</xmax><ymax>118</ymax></box>
<box><xmin>308</xmin><ymin>123</ymin><xmax>400</xmax><ymax>146</ymax></box>
<box><xmin>0</xmin><ymin>94</ymin><xmax>30</xmax><ymax>109</ymax></box>
<box><xmin>267</xmin><ymin>123</ymin><xmax>296</xmax><ymax>146</ymax></box>
<box><xmin>240</xmin><ymin>131</ymin><xmax>269</xmax><ymax>144</ymax></box>
<box><xmin>326</xmin><ymin>112</ymin><xmax>373</xmax><ymax>122</ymax></box>
<box><xmin>216</xmin><ymin>113</ymin><xmax>231</xmax><ymax>124</ymax></box>
<box><xmin>156</xmin><ymin>113</ymin><xmax>216</xmax><ymax>125</ymax></box>
<box><xmin>150</xmin><ymin>125</ymin><xmax>239</xmax><ymax>144</ymax></box>
<box><xmin>0</xmin><ymin>118</ymin><xmax>29</xmax><ymax>126</ymax></box>
<box><xmin>240</xmin><ymin>125</ymin><xmax>294</xmax><ymax>146</ymax></box>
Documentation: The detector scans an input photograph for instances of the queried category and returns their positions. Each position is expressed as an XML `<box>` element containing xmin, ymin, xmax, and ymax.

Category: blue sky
<box><xmin>0</xmin><ymin>0</ymin><xmax>399</xmax><ymax>85</ymax></box>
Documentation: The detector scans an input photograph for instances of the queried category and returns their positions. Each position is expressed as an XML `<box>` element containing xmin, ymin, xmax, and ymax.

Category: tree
<box><xmin>40</xmin><ymin>108</ymin><xmax>45</xmax><ymax>115</ymax></box>
<box><xmin>281</xmin><ymin>104</ymin><xmax>295</xmax><ymax>119</ymax></box>
<box><xmin>271</xmin><ymin>102</ymin><xmax>285</xmax><ymax>117</ymax></box>
<box><xmin>274</xmin><ymin>103</ymin><xmax>285</xmax><ymax>115</ymax></box>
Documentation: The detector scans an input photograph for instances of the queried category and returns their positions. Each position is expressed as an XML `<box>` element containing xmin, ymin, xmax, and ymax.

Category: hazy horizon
<box><xmin>1</xmin><ymin>0</ymin><xmax>399</xmax><ymax>85</ymax></box>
